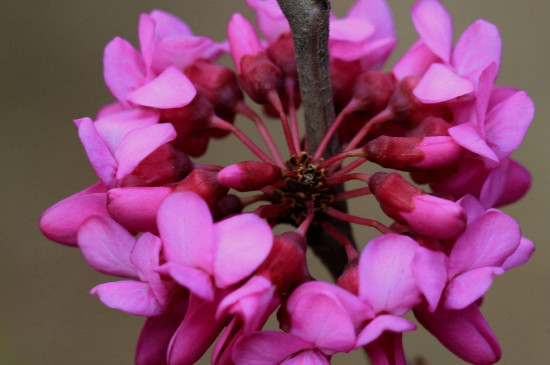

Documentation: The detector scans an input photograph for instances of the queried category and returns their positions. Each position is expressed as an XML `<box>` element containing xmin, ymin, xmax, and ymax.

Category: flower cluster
<box><xmin>40</xmin><ymin>1</ymin><xmax>535</xmax><ymax>364</ymax></box>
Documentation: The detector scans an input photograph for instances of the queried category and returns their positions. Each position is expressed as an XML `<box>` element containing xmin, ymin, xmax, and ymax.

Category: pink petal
<box><xmin>152</xmin><ymin>35</ymin><xmax>218</xmax><ymax>73</ymax></box>
<box><xmin>444</xmin><ymin>267</ymin><xmax>502</xmax><ymax>310</ymax></box>
<box><xmin>94</xmin><ymin>109</ymin><xmax>160</xmax><ymax>155</ymax></box>
<box><xmin>138</xmin><ymin>13</ymin><xmax>156</xmax><ymax>75</ymax></box>
<box><xmin>150</xmin><ymin>9</ymin><xmax>193</xmax><ymax>39</ymax></box>
<box><xmin>413</xmin><ymin>136</ymin><xmax>465</xmax><ymax>169</ymax></box>
<box><xmin>346</xmin><ymin>0</ymin><xmax>395</xmax><ymax>40</ymax></box>
<box><xmin>356</xmin><ymin>315</ymin><xmax>416</xmax><ymax>347</ymax></box>
<box><xmin>77</xmin><ymin>216</ymin><xmax>138</xmax><ymax>278</ymax></box>
<box><xmin>289</xmin><ymin>287</ymin><xmax>357</xmax><ymax>354</ymax></box>
<box><xmin>115</xmin><ymin>123</ymin><xmax>176</xmax><ymax>184</ymax></box>
<box><xmin>448</xmin><ymin>210</ymin><xmax>521</xmax><ymax>277</ymax></box>
<box><xmin>414</xmin><ymin>302</ymin><xmax>501</xmax><ymax>364</ymax></box>
<box><xmin>233</xmin><ymin>331</ymin><xmax>312</xmax><ymax>365</ymax></box>
<box><xmin>107</xmin><ymin>186</ymin><xmax>171</xmax><ymax>233</ymax></box>
<box><xmin>74</xmin><ymin>117</ymin><xmax>118</xmax><ymax>187</ymax></box>
<box><xmin>162</xmin><ymin>262</ymin><xmax>214</xmax><ymax>301</ymax></box>
<box><xmin>167</xmin><ymin>294</ymin><xmax>226</xmax><ymax>365</ymax></box>
<box><xmin>96</xmin><ymin>101</ymin><xmax>125</xmax><ymax>119</ymax></box>
<box><xmin>494</xmin><ymin>159</ymin><xmax>531</xmax><ymax>207</ymax></box>
<box><xmin>448</xmin><ymin>123</ymin><xmax>499</xmax><ymax>162</ymax></box>
<box><xmin>39</xmin><ymin>182</ymin><xmax>109</xmax><ymax>246</ymax></box>
<box><xmin>413</xmin><ymin>63</ymin><xmax>474</xmax><ymax>103</ymax></box>
<box><xmin>157</xmin><ymin>192</ymin><xmax>216</xmax><ymax>272</ymax></box>
<box><xmin>136</xmin><ymin>288</ymin><xmax>189</xmax><ymax>365</ymax></box>
<box><xmin>452</xmin><ymin>20</ymin><xmax>501</xmax><ymax>77</ymax></box>
<box><xmin>363</xmin><ymin>331</ymin><xmax>408</xmax><ymax>365</ymax></box>
<box><xmin>392</xmin><ymin>40</ymin><xmax>439</xmax><ymax>79</ymax></box>
<box><xmin>131</xmin><ymin>233</ymin><xmax>170</xmax><ymax>305</ymax></box>
<box><xmin>359</xmin><ymin>234</ymin><xmax>421</xmax><ymax>316</ymax></box>
<box><xmin>127</xmin><ymin>66</ymin><xmax>197</xmax><ymax>108</ymax></box>
<box><xmin>246</xmin><ymin>0</ymin><xmax>289</xmax><ymax>42</ymax></box>
<box><xmin>487</xmin><ymin>85</ymin><xmax>519</xmax><ymax>111</ymax></box>
<box><xmin>502</xmin><ymin>237</ymin><xmax>535</xmax><ymax>271</ymax></box>
<box><xmin>91</xmin><ymin>281</ymin><xmax>164</xmax><ymax>316</ymax></box>
<box><xmin>479</xmin><ymin>162</ymin><xmax>508</xmax><ymax>208</ymax></box>
<box><xmin>282</xmin><ymin>350</ymin><xmax>330</xmax><ymax>365</ymax></box>
<box><xmin>213</xmin><ymin>213</ymin><xmax>273</xmax><ymax>288</ymax></box>
<box><xmin>103</xmin><ymin>37</ymin><xmax>146</xmax><ymax>104</ymax></box>
<box><xmin>474</xmin><ymin>63</ymin><xmax>498</xmax><ymax>132</ymax></box>
<box><xmin>358</xmin><ymin>37</ymin><xmax>398</xmax><ymax>71</ymax></box>
<box><xmin>330</xmin><ymin>18</ymin><xmax>374</xmax><ymax>43</ymax></box>
<box><xmin>228</xmin><ymin>13</ymin><xmax>264</xmax><ymax>73</ymax></box>
<box><xmin>484</xmin><ymin>91</ymin><xmax>535</xmax><ymax>161</ymax></box>
<box><xmin>430</xmin><ymin>157</ymin><xmax>488</xmax><ymax>200</ymax></box>
<box><xmin>412</xmin><ymin>0</ymin><xmax>452</xmax><ymax>63</ymax></box>
<box><xmin>412</xmin><ymin>246</ymin><xmax>448</xmax><ymax>311</ymax></box>
<box><xmin>457</xmin><ymin>194</ymin><xmax>486</xmax><ymax>224</ymax></box>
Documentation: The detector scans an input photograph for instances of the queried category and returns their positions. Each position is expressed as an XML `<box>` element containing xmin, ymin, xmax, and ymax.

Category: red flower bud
<box><xmin>217</xmin><ymin>161</ymin><xmax>282</xmax><ymax>192</ymax></box>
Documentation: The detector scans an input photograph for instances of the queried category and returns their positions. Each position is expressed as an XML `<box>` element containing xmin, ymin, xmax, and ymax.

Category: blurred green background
<box><xmin>1</xmin><ymin>0</ymin><xmax>548</xmax><ymax>364</ymax></box>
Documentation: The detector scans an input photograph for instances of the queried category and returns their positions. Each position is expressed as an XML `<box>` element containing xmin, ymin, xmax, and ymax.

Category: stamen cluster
<box><xmin>39</xmin><ymin>1</ymin><xmax>535</xmax><ymax>364</ymax></box>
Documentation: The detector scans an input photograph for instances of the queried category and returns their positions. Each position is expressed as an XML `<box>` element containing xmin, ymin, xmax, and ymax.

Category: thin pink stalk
<box><xmin>210</xmin><ymin>116</ymin><xmax>274</xmax><ymax>164</ymax></box>
<box><xmin>313</xmin><ymin>98</ymin><xmax>359</xmax><ymax>161</ymax></box>
<box><xmin>320</xmin><ymin>148</ymin><xmax>364</xmax><ymax>168</ymax></box>
<box><xmin>295</xmin><ymin>208</ymin><xmax>315</xmax><ymax>237</ymax></box>
<box><xmin>235</xmin><ymin>101</ymin><xmax>285</xmax><ymax>168</ymax></box>
<box><xmin>325</xmin><ymin>206</ymin><xmax>393</xmax><ymax>234</ymax></box>
<box><xmin>285</xmin><ymin>78</ymin><xmax>302</xmax><ymax>152</ymax></box>
<box><xmin>334</xmin><ymin>187</ymin><xmax>372</xmax><ymax>202</ymax></box>
<box><xmin>343</xmin><ymin>107</ymin><xmax>393</xmax><ymax>152</ymax></box>
<box><xmin>329</xmin><ymin>157</ymin><xmax>368</xmax><ymax>177</ymax></box>
<box><xmin>267</xmin><ymin>90</ymin><xmax>299</xmax><ymax>156</ymax></box>
<box><xmin>326</xmin><ymin>172</ymin><xmax>371</xmax><ymax>186</ymax></box>
<box><xmin>321</xmin><ymin>221</ymin><xmax>359</xmax><ymax>261</ymax></box>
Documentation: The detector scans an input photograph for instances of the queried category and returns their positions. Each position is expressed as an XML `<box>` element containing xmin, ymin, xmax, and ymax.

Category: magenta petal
<box><xmin>414</xmin><ymin>63</ymin><xmax>474</xmax><ymax>103</ymax></box>
<box><xmin>103</xmin><ymin>37</ymin><xmax>146</xmax><ymax>104</ymax></box>
<box><xmin>346</xmin><ymin>0</ymin><xmax>395</xmax><ymax>40</ymax></box>
<box><xmin>356</xmin><ymin>315</ymin><xmax>416</xmax><ymax>347</ymax></box>
<box><xmin>448</xmin><ymin>210</ymin><xmax>521</xmax><ymax>277</ymax></box>
<box><xmin>246</xmin><ymin>0</ymin><xmax>289</xmax><ymax>43</ymax></box>
<box><xmin>131</xmin><ymin>233</ymin><xmax>170</xmax><ymax>305</ymax></box>
<box><xmin>444</xmin><ymin>267</ymin><xmax>502</xmax><ymax>310</ymax></box>
<box><xmin>157</xmin><ymin>192</ymin><xmax>216</xmax><ymax>271</ymax></box>
<box><xmin>115</xmin><ymin>123</ymin><xmax>176</xmax><ymax>183</ymax></box>
<box><xmin>502</xmin><ymin>237</ymin><xmax>535</xmax><ymax>271</ymax></box>
<box><xmin>152</xmin><ymin>35</ymin><xmax>218</xmax><ymax>73</ymax></box>
<box><xmin>458</xmin><ymin>194</ymin><xmax>486</xmax><ymax>224</ymax></box>
<box><xmin>414</xmin><ymin>302</ymin><xmax>501</xmax><ymax>364</ymax></box>
<box><xmin>139</xmin><ymin>13</ymin><xmax>155</xmax><ymax>73</ymax></box>
<box><xmin>77</xmin><ymin>216</ymin><xmax>138</xmax><ymax>278</ymax></box>
<box><xmin>213</xmin><ymin>213</ymin><xmax>273</xmax><ymax>288</ymax></box>
<box><xmin>412</xmin><ymin>0</ymin><xmax>452</xmax><ymax>63</ymax></box>
<box><xmin>363</xmin><ymin>331</ymin><xmax>408</xmax><ymax>365</ymax></box>
<box><xmin>150</xmin><ymin>9</ymin><xmax>193</xmax><ymax>39</ymax></box>
<box><xmin>359</xmin><ymin>234</ymin><xmax>421</xmax><ymax>316</ymax></box>
<box><xmin>127</xmin><ymin>66</ymin><xmax>197</xmax><ymax>108</ymax></box>
<box><xmin>234</xmin><ymin>331</ymin><xmax>312</xmax><ymax>365</ymax></box>
<box><xmin>453</xmin><ymin>20</ymin><xmax>501</xmax><ymax>77</ymax></box>
<box><xmin>448</xmin><ymin>123</ymin><xmax>499</xmax><ymax>162</ymax></box>
<box><xmin>479</xmin><ymin>162</ymin><xmax>508</xmax><ymax>208</ymax></box>
<box><xmin>392</xmin><ymin>40</ymin><xmax>439</xmax><ymax>79</ymax></box>
<box><xmin>136</xmin><ymin>288</ymin><xmax>189</xmax><ymax>365</ymax></box>
<box><xmin>228</xmin><ymin>13</ymin><xmax>264</xmax><ymax>73</ymax></box>
<box><xmin>494</xmin><ymin>159</ymin><xmax>531</xmax><ymax>207</ymax></box>
<box><xmin>289</xmin><ymin>287</ymin><xmax>357</xmax><ymax>353</ymax></box>
<box><xmin>163</xmin><ymin>262</ymin><xmax>214</xmax><ymax>301</ymax></box>
<box><xmin>39</xmin><ymin>183</ymin><xmax>109</xmax><ymax>246</ymax></box>
<box><xmin>412</xmin><ymin>246</ymin><xmax>448</xmax><ymax>311</ymax></box>
<box><xmin>91</xmin><ymin>281</ymin><xmax>164</xmax><ymax>316</ymax></box>
<box><xmin>484</xmin><ymin>91</ymin><xmax>535</xmax><ymax>161</ymax></box>
<box><xmin>282</xmin><ymin>350</ymin><xmax>330</xmax><ymax>365</ymax></box>
<box><xmin>75</xmin><ymin>117</ymin><xmax>118</xmax><ymax>187</ymax></box>
<box><xmin>167</xmin><ymin>294</ymin><xmax>226</xmax><ymax>365</ymax></box>
<box><xmin>474</xmin><ymin>63</ymin><xmax>498</xmax><ymax>131</ymax></box>
<box><xmin>107</xmin><ymin>186</ymin><xmax>171</xmax><ymax>233</ymax></box>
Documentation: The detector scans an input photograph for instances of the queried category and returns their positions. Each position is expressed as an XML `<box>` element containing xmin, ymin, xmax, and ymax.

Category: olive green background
<box><xmin>1</xmin><ymin>0</ymin><xmax>548</xmax><ymax>364</ymax></box>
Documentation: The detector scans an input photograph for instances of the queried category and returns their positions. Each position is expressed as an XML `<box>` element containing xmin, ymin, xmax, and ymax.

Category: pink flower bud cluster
<box><xmin>40</xmin><ymin>1</ymin><xmax>535</xmax><ymax>364</ymax></box>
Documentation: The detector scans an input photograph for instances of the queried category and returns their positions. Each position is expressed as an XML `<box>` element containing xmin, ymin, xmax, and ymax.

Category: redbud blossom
<box><xmin>217</xmin><ymin>161</ymin><xmax>282</xmax><ymax>192</ymax></box>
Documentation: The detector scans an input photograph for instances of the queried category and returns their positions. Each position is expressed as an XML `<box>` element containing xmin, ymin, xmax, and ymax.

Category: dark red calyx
<box><xmin>213</xmin><ymin>194</ymin><xmax>243</xmax><ymax>221</ymax></box>
<box><xmin>336</xmin><ymin>260</ymin><xmax>359</xmax><ymax>295</ymax></box>
<box><xmin>173</xmin><ymin>169</ymin><xmax>228</xmax><ymax>210</ymax></box>
<box><xmin>352</xmin><ymin>71</ymin><xmax>396</xmax><ymax>113</ymax></box>
<box><xmin>409</xmin><ymin>117</ymin><xmax>453</xmax><ymax>137</ymax></box>
<box><xmin>267</xmin><ymin>32</ymin><xmax>297</xmax><ymax>79</ymax></box>
<box><xmin>368</xmin><ymin>172</ymin><xmax>424</xmax><ymax>223</ymax></box>
<box><xmin>365</xmin><ymin>136</ymin><xmax>424</xmax><ymax>171</ymax></box>
<box><xmin>330</xmin><ymin>58</ymin><xmax>362</xmax><ymax>112</ymax></box>
<box><xmin>239</xmin><ymin>52</ymin><xmax>283</xmax><ymax>104</ymax></box>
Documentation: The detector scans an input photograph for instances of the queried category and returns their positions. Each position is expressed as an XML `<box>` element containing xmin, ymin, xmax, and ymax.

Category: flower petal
<box><xmin>233</xmin><ymin>331</ymin><xmax>312</xmax><ymax>365</ymax></box>
<box><xmin>356</xmin><ymin>315</ymin><xmax>416</xmax><ymax>347</ymax></box>
<box><xmin>412</xmin><ymin>246</ymin><xmax>448</xmax><ymax>311</ymax></box>
<box><xmin>91</xmin><ymin>281</ymin><xmax>164</xmax><ymax>316</ymax></box>
<box><xmin>413</xmin><ymin>63</ymin><xmax>474</xmax><ymax>103</ymax></box>
<box><xmin>453</xmin><ymin>20</ymin><xmax>501</xmax><ymax>77</ymax></box>
<box><xmin>448</xmin><ymin>122</ymin><xmax>499</xmax><ymax>162</ymax></box>
<box><xmin>127</xmin><ymin>66</ymin><xmax>197</xmax><ymax>109</ymax></box>
<box><xmin>213</xmin><ymin>213</ymin><xmax>273</xmax><ymax>288</ymax></box>
<box><xmin>502</xmin><ymin>237</ymin><xmax>535</xmax><ymax>271</ymax></box>
<box><xmin>77</xmin><ymin>216</ymin><xmax>138</xmax><ymax>278</ymax></box>
<box><xmin>412</xmin><ymin>0</ymin><xmax>452</xmax><ymax>63</ymax></box>
<box><xmin>444</xmin><ymin>267</ymin><xmax>502</xmax><ymax>310</ymax></box>
<box><xmin>393</xmin><ymin>40</ymin><xmax>439</xmax><ymax>79</ymax></box>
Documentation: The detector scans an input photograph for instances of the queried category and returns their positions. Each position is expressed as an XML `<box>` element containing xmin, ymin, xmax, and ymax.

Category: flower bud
<box><xmin>256</xmin><ymin>232</ymin><xmax>307</xmax><ymax>293</ymax></box>
<box><xmin>352</xmin><ymin>71</ymin><xmax>396</xmax><ymax>113</ymax></box>
<box><xmin>369</xmin><ymin>172</ymin><xmax>466</xmax><ymax>238</ymax></box>
<box><xmin>409</xmin><ymin>117</ymin><xmax>453</xmax><ymax>137</ymax></box>
<box><xmin>266</xmin><ymin>32</ymin><xmax>297</xmax><ymax>79</ymax></box>
<box><xmin>366</xmin><ymin>135</ymin><xmax>464</xmax><ymax>171</ymax></box>
<box><xmin>336</xmin><ymin>260</ymin><xmax>359</xmax><ymax>295</ymax></box>
<box><xmin>217</xmin><ymin>161</ymin><xmax>282</xmax><ymax>192</ymax></box>
<box><xmin>228</xmin><ymin>13</ymin><xmax>264</xmax><ymax>74</ymax></box>
<box><xmin>330</xmin><ymin>59</ymin><xmax>362</xmax><ymax>112</ymax></box>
